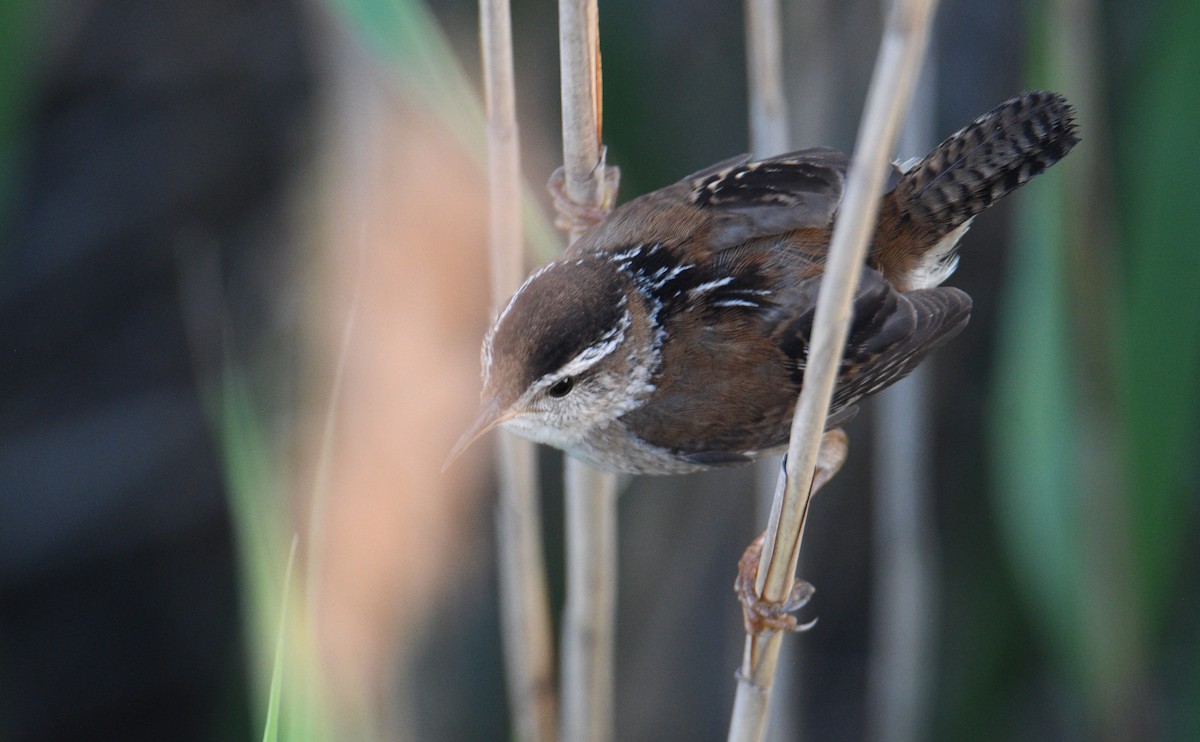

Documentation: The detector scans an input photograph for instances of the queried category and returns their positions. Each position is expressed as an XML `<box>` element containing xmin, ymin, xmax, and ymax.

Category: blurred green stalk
<box><xmin>990</xmin><ymin>0</ymin><xmax>1200</xmax><ymax>737</ymax></box>
<box><xmin>1112</xmin><ymin>0</ymin><xmax>1200</xmax><ymax>628</ymax></box>
<box><xmin>217</xmin><ymin>364</ymin><xmax>330</xmax><ymax>741</ymax></box>
<box><xmin>0</xmin><ymin>0</ymin><xmax>40</xmax><ymax>242</ymax></box>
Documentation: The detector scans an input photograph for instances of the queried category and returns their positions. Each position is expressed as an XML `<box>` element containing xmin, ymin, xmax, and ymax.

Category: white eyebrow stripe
<box><xmin>536</xmin><ymin>306</ymin><xmax>631</xmax><ymax>389</ymax></box>
<box><xmin>710</xmin><ymin>298</ymin><xmax>759</xmax><ymax>308</ymax></box>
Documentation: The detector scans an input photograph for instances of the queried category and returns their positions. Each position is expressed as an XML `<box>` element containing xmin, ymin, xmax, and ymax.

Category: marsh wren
<box><xmin>451</xmin><ymin>92</ymin><xmax>1078</xmax><ymax>474</ymax></box>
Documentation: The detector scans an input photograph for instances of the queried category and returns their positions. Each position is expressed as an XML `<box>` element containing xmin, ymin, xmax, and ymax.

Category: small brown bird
<box><xmin>452</xmin><ymin>92</ymin><xmax>1079</xmax><ymax>474</ymax></box>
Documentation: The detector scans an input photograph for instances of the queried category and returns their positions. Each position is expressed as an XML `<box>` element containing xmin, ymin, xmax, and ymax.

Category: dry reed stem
<box><xmin>556</xmin><ymin>2</ymin><xmax>620</xmax><ymax>741</ymax></box>
<box><xmin>480</xmin><ymin>1</ymin><xmax>557</xmax><ymax>740</ymax></box>
<box><xmin>865</xmin><ymin>54</ymin><xmax>938</xmax><ymax>742</ymax></box>
<box><xmin>743</xmin><ymin>2</ymin><xmax>801</xmax><ymax>739</ymax></box>
<box><xmin>561</xmin><ymin>460</ymin><xmax>618</xmax><ymax>742</ymax></box>
<box><xmin>728</xmin><ymin>0</ymin><xmax>939</xmax><ymax>739</ymax></box>
<box><xmin>744</xmin><ymin>0</ymin><xmax>790</xmax><ymax>158</ymax></box>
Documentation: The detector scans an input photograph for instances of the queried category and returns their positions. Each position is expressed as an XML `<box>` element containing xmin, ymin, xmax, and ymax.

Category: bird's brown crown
<box><xmin>484</xmin><ymin>257</ymin><xmax>627</xmax><ymax>404</ymax></box>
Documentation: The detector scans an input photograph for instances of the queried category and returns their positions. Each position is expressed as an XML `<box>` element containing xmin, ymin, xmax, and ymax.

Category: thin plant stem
<box><xmin>744</xmin><ymin>0</ymin><xmax>790</xmax><ymax>158</ymax></box>
<box><xmin>557</xmin><ymin>0</ymin><xmax>608</xmax><ymax>235</ymax></box>
<box><xmin>561</xmin><ymin>460</ymin><xmax>618</xmax><ymax>742</ymax></box>
<box><xmin>867</xmin><ymin>367</ymin><xmax>937</xmax><ymax>742</ymax></box>
<box><xmin>728</xmin><ymin>0</ymin><xmax>939</xmax><ymax>739</ymax></box>
<box><xmin>864</xmin><ymin>51</ymin><xmax>938</xmax><ymax>742</ymax></box>
<box><xmin>480</xmin><ymin>1</ymin><xmax>557</xmax><ymax>740</ymax></box>
<box><xmin>743</xmin><ymin>2</ymin><xmax>799</xmax><ymax>739</ymax></box>
<box><xmin>556</xmin><ymin>1</ymin><xmax>620</xmax><ymax>741</ymax></box>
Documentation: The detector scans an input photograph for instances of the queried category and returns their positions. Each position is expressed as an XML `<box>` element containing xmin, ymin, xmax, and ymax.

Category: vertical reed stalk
<box><xmin>728</xmin><ymin>0</ymin><xmax>938</xmax><ymax>739</ymax></box>
<box><xmin>744</xmin><ymin>0</ymin><xmax>790</xmax><ymax>158</ymax></box>
<box><xmin>561</xmin><ymin>460</ymin><xmax>618</xmax><ymax>742</ymax></box>
<box><xmin>480</xmin><ymin>2</ymin><xmax>557</xmax><ymax>740</ymax></box>
<box><xmin>865</xmin><ymin>51</ymin><xmax>938</xmax><ymax>742</ymax></box>
<box><xmin>556</xmin><ymin>2</ymin><xmax>620</xmax><ymax>741</ymax></box>
<box><xmin>743</xmin><ymin>2</ymin><xmax>799</xmax><ymax>739</ymax></box>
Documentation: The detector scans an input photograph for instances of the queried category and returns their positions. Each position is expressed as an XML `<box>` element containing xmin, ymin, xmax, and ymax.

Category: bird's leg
<box><xmin>547</xmin><ymin>157</ymin><xmax>621</xmax><ymax>234</ymax></box>
<box><xmin>736</xmin><ymin>428</ymin><xmax>849</xmax><ymax>634</ymax></box>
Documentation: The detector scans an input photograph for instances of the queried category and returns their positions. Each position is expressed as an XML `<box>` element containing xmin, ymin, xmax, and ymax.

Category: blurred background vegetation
<box><xmin>0</xmin><ymin>0</ymin><xmax>1196</xmax><ymax>740</ymax></box>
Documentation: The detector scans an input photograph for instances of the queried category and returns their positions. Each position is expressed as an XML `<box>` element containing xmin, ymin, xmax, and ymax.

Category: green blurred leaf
<box><xmin>219</xmin><ymin>365</ymin><xmax>289</xmax><ymax>637</ymax></box>
<box><xmin>0</xmin><ymin>0</ymin><xmax>41</xmax><ymax>241</ymax></box>
<box><xmin>215</xmin><ymin>364</ymin><xmax>329</xmax><ymax>741</ymax></box>
<box><xmin>262</xmin><ymin>538</ymin><xmax>300</xmax><ymax>742</ymax></box>
<box><xmin>988</xmin><ymin>162</ymin><xmax>1088</xmax><ymax>680</ymax></box>
<box><xmin>1112</xmin><ymin>0</ymin><xmax>1200</xmax><ymax>633</ymax></box>
<box><xmin>991</xmin><ymin>0</ymin><xmax>1200</xmax><ymax>736</ymax></box>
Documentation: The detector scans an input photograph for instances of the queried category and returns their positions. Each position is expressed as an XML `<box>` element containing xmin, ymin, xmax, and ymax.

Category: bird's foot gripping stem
<box><xmin>736</xmin><ymin>533</ymin><xmax>817</xmax><ymax>634</ymax></box>
<box><xmin>734</xmin><ymin>428</ymin><xmax>848</xmax><ymax>635</ymax></box>
<box><xmin>547</xmin><ymin>157</ymin><xmax>621</xmax><ymax>234</ymax></box>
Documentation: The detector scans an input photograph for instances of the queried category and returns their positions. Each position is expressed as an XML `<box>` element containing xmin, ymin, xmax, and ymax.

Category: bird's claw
<box><xmin>735</xmin><ymin>533</ymin><xmax>818</xmax><ymax>635</ymax></box>
<box><xmin>548</xmin><ymin>163</ymin><xmax>621</xmax><ymax>234</ymax></box>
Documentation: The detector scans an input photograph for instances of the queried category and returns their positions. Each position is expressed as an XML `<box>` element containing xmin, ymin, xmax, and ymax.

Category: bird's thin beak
<box><xmin>443</xmin><ymin>396</ymin><xmax>512</xmax><ymax>471</ymax></box>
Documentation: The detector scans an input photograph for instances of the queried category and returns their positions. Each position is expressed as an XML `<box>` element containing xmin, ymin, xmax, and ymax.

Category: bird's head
<box><xmin>446</xmin><ymin>256</ymin><xmax>656</xmax><ymax>465</ymax></box>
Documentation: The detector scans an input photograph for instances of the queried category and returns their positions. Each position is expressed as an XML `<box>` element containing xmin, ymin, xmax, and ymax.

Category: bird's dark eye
<box><xmin>547</xmin><ymin>377</ymin><xmax>575</xmax><ymax>398</ymax></box>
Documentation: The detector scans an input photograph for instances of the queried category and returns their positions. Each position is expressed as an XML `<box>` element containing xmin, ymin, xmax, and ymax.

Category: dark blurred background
<box><xmin>0</xmin><ymin>0</ymin><xmax>1196</xmax><ymax>740</ymax></box>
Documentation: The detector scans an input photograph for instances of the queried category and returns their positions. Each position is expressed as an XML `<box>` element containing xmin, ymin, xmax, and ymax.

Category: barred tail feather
<box><xmin>896</xmin><ymin>91</ymin><xmax>1080</xmax><ymax>237</ymax></box>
